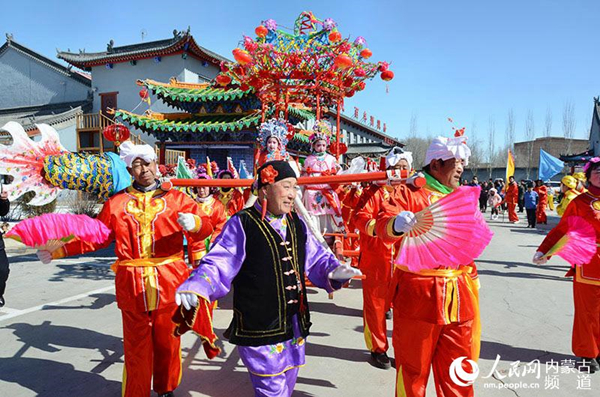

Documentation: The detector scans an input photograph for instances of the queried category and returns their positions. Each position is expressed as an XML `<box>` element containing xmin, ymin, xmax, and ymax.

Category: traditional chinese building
<box><xmin>57</xmin><ymin>29</ymin><xmax>402</xmax><ymax>167</ymax></box>
<box><xmin>0</xmin><ymin>35</ymin><xmax>92</xmax><ymax>151</ymax></box>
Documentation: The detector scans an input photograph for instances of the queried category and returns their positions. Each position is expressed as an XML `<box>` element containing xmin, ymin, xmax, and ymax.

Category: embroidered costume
<box><xmin>537</xmin><ymin>184</ymin><xmax>600</xmax><ymax>362</ymax></box>
<box><xmin>374</xmin><ymin>136</ymin><xmax>480</xmax><ymax>397</ymax></box>
<box><xmin>301</xmin><ymin>121</ymin><xmax>343</xmax><ymax>234</ymax></box>
<box><xmin>177</xmin><ymin>161</ymin><xmax>349</xmax><ymax>397</ymax></box>
<box><xmin>53</xmin><ymin>183</ymin><xmax>212</xmax><ymax>396</ymax></box>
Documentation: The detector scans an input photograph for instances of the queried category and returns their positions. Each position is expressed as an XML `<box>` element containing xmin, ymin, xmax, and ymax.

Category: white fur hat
<box><xmin>385</xmin><ymin>147</ymin><xmax>413</xmax><ymax>169</ymax></box>
<box><xmin>424</xmin><ymin>136</ymin><xmax>471</xmax><ymax>166</ymax></box>
<box><xmin>119</xmin><ymin>141</ymin><xmax>157</xmax><ymax>167</ymax></box>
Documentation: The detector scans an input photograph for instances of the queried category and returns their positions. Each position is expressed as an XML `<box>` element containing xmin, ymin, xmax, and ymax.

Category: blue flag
<box><xmin>239</xmin><ymin>160</ymin><xmax>251</xmax><ymax>179</ymax></box>
<box><xmin>538</xmin><ymin>149</ymin><xmax>564</xmax><ymax>181</ymax></box>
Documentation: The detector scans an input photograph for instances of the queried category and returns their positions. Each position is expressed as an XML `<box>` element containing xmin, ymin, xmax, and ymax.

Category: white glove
<box><xmin>532</xmin><ymin>251</ymin><xmax>548</xmax><ymax>265</ymax></box>
<box><xmin>177</xmin><ymin>212</ymin><xmax>197</xmax><ymax>232</ymax></box>
<box><xmin>393</xmin><ymin>211</ymin><xmax>417</xmax><ymax>234</ymax></box>
<box><xmin>37</xmin><ymin>250</ymin><xmax>52</xmax><ymax>264</ymax></box>
<box><xmin>175</xmin><ymin>292</ymin><xmax>199</xmax><ymax>310</ymax></box>
<box><xmin>328</xmin><ymin>265</ymin><xmax>363</xmax><ymax>281</ymax></box>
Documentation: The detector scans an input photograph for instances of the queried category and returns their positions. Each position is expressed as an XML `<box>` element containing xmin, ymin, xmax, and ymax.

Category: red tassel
<box><xmin>261</xmin><ymin>197</ymin><xmax>268</xmax><ymax>220</ymax></box>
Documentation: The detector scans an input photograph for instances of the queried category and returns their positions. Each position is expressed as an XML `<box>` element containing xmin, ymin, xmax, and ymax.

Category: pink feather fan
<box><xmin>395</xmin><ymin>186</ymin><xmax>494</xmax><ymax>271</ymax></box>
<box><xmin>5</xmin><ymin>213</ymin><xmax>111</xmax><ymax>251</ymax></box>
<box><xmin>543</xmin><ymin>216</ymin><xmax>596</xmax><ymax>265</ymax></box>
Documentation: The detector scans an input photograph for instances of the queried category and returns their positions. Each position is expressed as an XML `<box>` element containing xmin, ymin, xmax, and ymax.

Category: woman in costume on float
<box><xmin>533</xmin><ymin>157</ymin><xmax>600</xmax><ymax>373</ymax></box>
<box><xmin>301</xmin><ymin>121</ymin><xmax>344</xmax><ymax>239</ymax></box>
<box><xmin>256</xmin><ymin>118</ymin><xmax>291</xmax><ymax>167</ymax></box>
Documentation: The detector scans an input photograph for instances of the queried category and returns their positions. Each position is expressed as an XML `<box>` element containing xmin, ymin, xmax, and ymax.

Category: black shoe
<box><xmin>385</xmin><ymin>310</ymin><xmax>392</xmax><ymax>320</ymax></box>
<box><xmin>158</xmin><ymin>392</ymin><xmax>174</xmax><ymax>397</ymax></box>
<box><xmin>0</xmin><ymin>296</ymin><xmax>4</xmax><ymax>308</ymax></box>
<box><xmin>579</xmin><ymin>358</ymin><xmax>600</xmax><ymax>373</ymax></box>
<box><xmin>370</xmin><ymin>352</ymin><xmax>391</xmax><ymax>370</ymax></box>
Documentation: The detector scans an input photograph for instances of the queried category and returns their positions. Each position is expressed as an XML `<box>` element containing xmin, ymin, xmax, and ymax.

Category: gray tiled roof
<box><xmin>0</xmin><ymin>100</ymin><xmax>92</xmax><ymax>132</ymax></box>
<box><xmin>0</xmin><ymin>38</ymin><xmax>91</xmax><ymax>86</ymax></box>
<box><xmin>57</xmin><ymin>30</ymin><xmax>229</xmax><ymax>69</ymax></box>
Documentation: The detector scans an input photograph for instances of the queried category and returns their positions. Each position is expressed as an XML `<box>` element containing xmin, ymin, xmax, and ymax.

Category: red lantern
<box><xmin>329</xmin><ymin>142</ymin><xmax>348</xmax><ymax>155</ymax></box>
<box><xmin>329</xmin><ymin>31</ymin><xmax>342</xmax><ymax>42</ymax></box>
<box><xmin>233</xmin><ymin>65</ymin><xmax>246</xmax><ymax>76</ymax></box>
<box><xmin>240</xmin><ymin>83</ymin><xmax>250</xmax><ymax>91</ymax></box>
<box><xmin>356</xmin><ymin>81</ymin><xmax>366</xmax><ymax>91</ymax></box>
<box><xmin>103</xmin><ymin>124</ymin><xmax>130</xmax><ymax>146</ymax></box>
<box><xmin>381</xmin><ymin>70</ymin><xmax>394</xmax><ymax>81</ymax></box>
<box><xmin>216</xmin><ymin>74</ymin><xmax>232</xmax><ymax>86</ymax></box>
<box><xmin>360</xmin><ymin>48</ymin><xmax>373</xmax><ymax>59</ymax></box>
<box><xmin>354</xmin><ymin>68</ymin><xmax>366</xmax><ymax>77</ymax></box>
<box><xmin>343</xmin><ymin>77</ymin><xmax>354</xmax><ymax>87</ymax></box>
<box><xmin>339</xmin><ymin>143</ymin><xmax>348</xmax><ymax>155</ymax></box>
<box><xmin>378</xmin><ymin>62</ymin><xmax>389</xmax><ymax>72</ymax></box>
<box><xmin>232</xmin><ymin>48</ymin><xmax>253</xmax><ymax>65</ymax></box>
<box><xmin>334</xmin><ymin>54</ymin><xmax>353</xmax><ymax>70</ymax></box>
<box><xmin>345</xmin><ymin>90</ymin><xmax>355</xmax><ymax>98</ymax></box>
<box><xmin>255</xmin><ymin>25</ymin><xmax>268</xmax><ymax>38</ymax></box>
<box><xmin>139</xmin><ymin>88</ymin><xmax>149</xmax><ymax>100</ymax></box>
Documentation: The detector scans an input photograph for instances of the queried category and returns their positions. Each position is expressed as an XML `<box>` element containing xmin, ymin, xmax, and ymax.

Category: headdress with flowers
<box><xmin>309</xmin><ymin>120</ymin><xmax>333</xmax><ymax>147</ymax></box>
<box><xmin>258</xmin><ymin>118</ymin><xmax>292</xmax><ymax>150</ymax></box>
<box><xmin>583</xmin><ymin>157</ymin><xmax>600</xmax><ymax>173</ymax></box>
<box><xmin>196</xmin><ymin>164</ymin><xmax>212</xmax><ymax>180</ymax></box>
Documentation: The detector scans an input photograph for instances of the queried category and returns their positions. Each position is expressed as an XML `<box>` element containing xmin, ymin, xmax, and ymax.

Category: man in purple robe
<box><xmin>176</xmin><ymin>160</ymin><xmax>361</xmax><ymax>397</ymax></box>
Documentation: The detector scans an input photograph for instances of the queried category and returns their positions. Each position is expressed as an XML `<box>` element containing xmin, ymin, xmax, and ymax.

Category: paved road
<box><xmin>0</xmin><ymin>211</ymin><xmax>597</xmax><ymax>396</ymax></box>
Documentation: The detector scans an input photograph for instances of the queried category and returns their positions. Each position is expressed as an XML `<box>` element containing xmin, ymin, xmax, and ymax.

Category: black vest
<box><xmin>227</xmin><ymin>206</ymin><xmax>311</xmax><ymax>346</ymax></box>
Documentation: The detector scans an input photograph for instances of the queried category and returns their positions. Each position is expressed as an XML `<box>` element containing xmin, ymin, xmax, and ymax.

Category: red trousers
<box><xmin>536</xmin><ymin>204</ymin><xmax>547</xmax><ymax>224</ymax></box>
<box><xmin>507</xmin><ymin>202</ymin><xmax>519</xmax><ymax>222</ymax></box>
<box><xmin>572</xmin><ymin>280</ymin><xmax>600</xmax><ymax>358</ymax></box>
<box><xmin>121</xmin><ymin>306</ymin><xmax>181</xmax><ymax>397</ymax></box>
<box><xmin>393</xmin><ymin>316</ymin><xmax>474</xmax><ymax>397</ymax></box>
<box><xmin>362</xmin><ymin>267</ymin><xmax>392</xmax><ymax>353</ymax></box>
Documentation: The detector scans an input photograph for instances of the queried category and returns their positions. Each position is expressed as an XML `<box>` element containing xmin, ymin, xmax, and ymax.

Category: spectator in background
<box><xmin>518</xmin><ymin>180</ymin><xmax>526</xmax><ymax>213</ymax></box>
<box><xmin>479</xmin><ymin>181</ymin><xmax>489</xmax><ymax>212</ymax></box>
<box><xmin>488</xmin><ymin>188</ymin><xmax>502</xmax><ymax>220</ymax></box>
<box><xmin>524</xmin><ymin>182</ymin><xmax>539</xmax><ymax>228</ymax></box>
<box><xmin>469</xmin><ymin>176</ymin><xmax>479</xmax><ymax>187</ymax></box>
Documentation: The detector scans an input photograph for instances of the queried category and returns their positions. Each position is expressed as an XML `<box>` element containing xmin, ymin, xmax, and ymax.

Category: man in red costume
<box><xmin>36</xmin><ymin>141</ymin><xmax>213</xmax><ymax>397</ymax></box>
<box><xmin>374</xmin><ymin>135</ymin><xmax>480</xmax><ymax>397</ymax></box>
<box><xmin>354</xmin><ymin>147</ymin><xmax>413</xmax><ymax>370</ymax></box>
<box><xmin>193</xmin><ymin>170</ymin><xmax>227</xmax><ymax>261</ymax></box>
<box><xmin>533</xmin><ymin>157</ymin><xmax>600</xmax><ymax>373</ymax></box>
<box><xmin>534</xmin><ymin>179</ymin><xmax>548</xmax><ymax>224</ymax></box>
<box><xmin>505</xmin><ymin>176</ymin><xmax>520</xmax><ymax>223</ymax></box>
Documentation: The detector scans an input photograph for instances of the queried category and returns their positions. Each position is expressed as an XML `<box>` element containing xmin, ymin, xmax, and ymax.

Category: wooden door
<box><xmin>100</xmin><ymin>92</ymin><xmax>118</xmax><ymax>118</ymax></box>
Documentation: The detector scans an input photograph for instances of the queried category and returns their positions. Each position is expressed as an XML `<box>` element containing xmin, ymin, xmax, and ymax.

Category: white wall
<box><xmin>91</xmin><ymin>55</ymin><xmax>219</xmax><ymax>114</ymax></box>
<box><xmin>0</xmin><ymin>47</ymin><xmax>90</xmax><ymax>110</ymax></box>
<box><xmin>89</xmin><ymin>55</ymin><xmax>220</xmax><ymax>145</ymax></box>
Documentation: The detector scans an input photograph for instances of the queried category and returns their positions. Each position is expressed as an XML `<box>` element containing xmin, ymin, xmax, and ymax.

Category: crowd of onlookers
<box><xmin>461</xmin><ymin>176</ymin><xmax>558</xmax><ymax>223</ymax></box>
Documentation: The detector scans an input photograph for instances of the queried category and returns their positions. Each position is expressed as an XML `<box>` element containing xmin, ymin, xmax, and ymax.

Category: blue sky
<box><xmin>3</xmin><ymin>0</ymin><xmax>598</xmax><ymax>147</ymax></box>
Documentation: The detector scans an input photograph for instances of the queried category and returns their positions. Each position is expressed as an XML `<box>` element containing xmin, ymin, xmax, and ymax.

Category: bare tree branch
<box><xmin>525</xmin><ymin>110</ymin><xmax>536</xmax><ymax>179</ymax></box>
<box><xmin>409</xmin><ymin>111</ymin><xmax>418</xmax><ymax>138</ymax></box>
<box><xmin>544</xmin><ymin>107</ymin><xmax>552</xmax><ymax>138</ymax></box>
<box><xmin>488</xmin><ymin>117</ymin><xmax>496</xmax><ymax>178</ymax></box>
<box><xmin>562</xmin><ymin>100</ymin><xmax>576</xmax><ymax>153</ymax></box>
<box><xmin>505</xmin><ymin>109</ymin><xmax>515</xmax><ymax>151</ymax></box>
